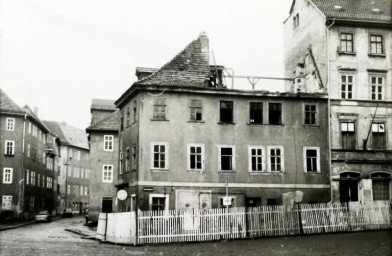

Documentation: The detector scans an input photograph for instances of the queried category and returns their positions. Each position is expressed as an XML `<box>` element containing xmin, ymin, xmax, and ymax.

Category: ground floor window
<box><xmin>371</xmin><ymin>173</ymin><xmax>391</xmax><ymax>201</ymax></box>
<box><xmin>339</xmin><ymin>172</ymin><xmax>360</xmax><ymax>202</ymax></box>
<box><xmin>149</xmin><ymin>194</ymin><xmax>169</xmax><ymax>211</ymax></box>
<box><xmin>218</xmin><ymin>196</ymin><xmax>236</xmax><ymax>208</ymax></box>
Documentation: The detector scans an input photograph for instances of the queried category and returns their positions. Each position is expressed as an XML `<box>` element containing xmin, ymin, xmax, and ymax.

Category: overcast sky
<box><xmin>0</xmin><ymin>0</ymin><xmax>292</xmax><ymax>129</ymax></box>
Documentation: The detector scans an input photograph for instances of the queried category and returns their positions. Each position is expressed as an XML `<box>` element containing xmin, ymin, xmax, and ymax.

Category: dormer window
<box><xmin>334</xmin><ymin>5</ymin><xmax>343</xmax><ymax>11</ymax></box>
<box><xmin>371</xmin><ymin>8</ymin><xmax>381</xmax><ymax>13</ymax></box>
<box><xmin>293</xmin><ymin>13</ymin><xmax>300</xmax><ymax>29</ymax></box>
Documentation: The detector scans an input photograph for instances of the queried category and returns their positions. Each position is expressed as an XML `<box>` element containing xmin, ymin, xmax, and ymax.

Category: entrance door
<box><xmin>339</xmin><ymin>172</ymin><xmax>360</xmax><ymax>202</ymax></box>
<box><xmin>101</xmin><ymin>198</ymin><xmax>113</xmax><ymax>213</ymax></box>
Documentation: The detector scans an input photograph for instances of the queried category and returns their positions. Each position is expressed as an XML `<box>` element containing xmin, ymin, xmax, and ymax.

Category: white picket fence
<box><xmin>96</xmin><ymin>201</ymin><xmax>391</xmax><ymax>245</ymax></box>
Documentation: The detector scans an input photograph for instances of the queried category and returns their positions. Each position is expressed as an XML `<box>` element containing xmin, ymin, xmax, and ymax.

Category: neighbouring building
<box><xmin>0</xmin><ymin>88</ymin><xmax>58</xmax><ymax>219</ymax></box>
<box><xmin>44</xmin><ymin>121</ymin><xmax>90</xmax><ymax>214</ymax></box>
<box><xmin>284</xmin><ymin>0</ymin><xmax>392</xmax><ymax>203</ymax></box>
<box><xmin>113</xmin><ymin>33</ymin><xmax>330</xmax><ymax>211</ymax></box>
<box><xmin>86</xmin><ymin>99</ymin><xmax>119</xmax><ymax>223</ymax></box>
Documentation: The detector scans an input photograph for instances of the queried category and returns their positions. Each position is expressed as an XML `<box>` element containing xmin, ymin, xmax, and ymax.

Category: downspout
<box><xmin>19</xmin><ymin>114</ymin><xmax>27</xmax><ymax>218</ymax></box>
<box><xmin>326</xmin><ymin>20</ymin><xmax>335</xmax><ymax>203</ymax></box>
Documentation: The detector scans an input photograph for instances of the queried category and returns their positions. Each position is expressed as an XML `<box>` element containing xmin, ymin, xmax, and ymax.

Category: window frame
<box><xmin>219</xmin><ymin>101</ymin><xmax>234</xmax><ymax>123</ymax></box>
<box><xmin>340</xmin><ymin>32</ymin><xmax>354</xmax><ymax>53</ymax></box>
<box><xmin>6</xmin><ymin>118</ymin><xmax>15</xmax><ymax>131</ymax></box>
<box><xmin>303</xmin><ymin>103</ymin><xmax>319</xmax><ymax>126</ymax></box>
<box><xmin>150</xmin><ymin>142</ymin><xmax>169</xmax><ymax>171</ymax></box>
<box><xmin>340</xmin><ymin>73</ymin><xmax>354</xmax><ymax>99</ymax></box>
<box><xmin>218</xmin><ymin>145</ymin><xmax>235</xmax><ymax>172</ymax></box>
<box><xmin>249</xmin><ymin>102</ymin><xmax>263</xmax><ymax>124</ymax></box>
<box><xmin>149</xmin><ymin>193</ymin><xmax>169</xmax><ymax>211</ymax></box>
<box><xmin>267</xmin><ymin>146</ymin><xmax>284</xmax><ymax>172</ymax></box>
<box><xmin>132</xmin><ymin>145</ymin><xmax>137</xmax><ymax>171</ymax></box>
<box><xmin>248</xmin><ymin>146</ymin><xmax>265</xmax><ymax>172</ymax></box>
<box><xmin>189</xmin><ymin>99</ymin><xmax>203</xmax><ymax>122</ymax></box>
<box><xmin>369</xmin><ymin>34</ymin><xmax>384</xmax><ymax>55</ymax></box>
<box><xmin>369</xmin><ymin>74</ymin><xmax>385</xmax><ymax>101</ymax></box>
<box><xmin>4</xmin><ymin>140</ymin><xmax>15</xmax><ymax>155</ymax></box>
<box><xmin>187</xmin><ymin>144</ymin><xmax>205</xmax><ymax>172</ymax></box>
<box><xmin>341</xmin><ymin>121</ymin><xmax>356</xmax><ymax>149</ymax></box>
<box><xmin>371</xmin><ymin>123</ymin><xmax>386</xmax><ymax>150</ymax></box>
<box><xmin>152</xmin><ymin>97</ymin><xmax>167</xmax><ymax>120</ymax></box>
<box><xmin>103</xmin><ymin>135</ymin><xmax>114</xmax><ymax>152</ymax></box>
<box><xmin>303</xmin><ymin>147</ymin><xmax>320</xmax><ymax>173</ymax></box>
<box><xmin>3</xmin><ymin>168</ymin><xmax>13</xmax><ymax>184</ymax></box>
<box><xmin>268</xmin><ymin>102</ymin><xmax>282</xmax><ymax>125</ymax></box>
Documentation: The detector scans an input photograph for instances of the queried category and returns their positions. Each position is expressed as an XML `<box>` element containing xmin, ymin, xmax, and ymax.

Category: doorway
<box><xmin>339</xmin><ymin>172</ymin><xmax>360</xmax><ymax>202</ymax></box>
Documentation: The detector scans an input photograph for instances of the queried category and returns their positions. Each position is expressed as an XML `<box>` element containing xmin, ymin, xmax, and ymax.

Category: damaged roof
<box><xmin>135</xmin><ymin>33</ymin><xmax>211</xmax><ymax>87</ymax></box>
<box><xmin>86</xmin><ymin>110</ymin><xmax>119</xmax><ymax>132</ymax></box>
<box><xmin>311</xmin><ymin>0</ymin><xmax>392</xmax><ymax>23</ymax></box>
<box><xmin>44</xmin><ymin>121</ymin><xmax>89</xmax><ymax>150</ymax></box>
<box><xmin>91</xmin><ymin>99</ymin><xmax>116</xmax><ymax>111</ymax></box>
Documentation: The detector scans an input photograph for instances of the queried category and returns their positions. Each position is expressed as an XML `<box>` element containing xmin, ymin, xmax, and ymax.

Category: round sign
<box><xmin>117</xmin><ymin>190</ymin><xmax>128</xmax><ymax>200</ymax></box>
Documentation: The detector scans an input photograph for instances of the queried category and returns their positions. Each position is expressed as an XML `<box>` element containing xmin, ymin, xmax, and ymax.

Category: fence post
<box><xmin>297</xmin><ymin>204</ymin><xmax>304</xmax><ymax>234</ymax></box>
<box><xmin>104</xmin><ymin>212</ymin><xmax>108</xmax><ymax>241</ymax></box>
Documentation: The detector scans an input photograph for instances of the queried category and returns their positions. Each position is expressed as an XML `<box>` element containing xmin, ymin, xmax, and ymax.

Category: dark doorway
<box><xmin>245</xmin><ymin>197</ymin><xmax>261</xmax><ymax>208</ymax></box>
<box><xmin>101</xmin><ymin>197</ymin><xmax>113</xmax><ymax>213</ymax></box>
<box><xmin>339</xmin><ymin>172</ymin><xmax>360</xmax><ymax>202</ymax></box>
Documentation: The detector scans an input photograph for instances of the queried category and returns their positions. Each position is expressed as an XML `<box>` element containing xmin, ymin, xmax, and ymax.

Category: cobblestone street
<box><xmin>0</xmin><ymin>216</ymin><xmax>391</xmax><ymax>255</ymax></box>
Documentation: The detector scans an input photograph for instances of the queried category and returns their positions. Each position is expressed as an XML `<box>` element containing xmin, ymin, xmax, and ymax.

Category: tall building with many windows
<box><xmin>114</xmin><ymin>33</ymin><xmax>330</xmax><ymax>211</ymax></box>
<box><xmin>0</xmin><ymin>88</ymin><xmax>58</xmax><ymax>219</ymax></box>
<box><xmin>284</xmin><ymin>0</ymin><xmax>392</xmax><ymax>202</ymax></box>
<box><xmin>86</xmin><ymin>99</ymin><xmax>119</xmax><ymax>223</ymax></box>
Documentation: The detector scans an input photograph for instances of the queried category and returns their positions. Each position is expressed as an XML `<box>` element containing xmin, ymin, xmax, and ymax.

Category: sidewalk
<box><xmin>65</xmin><ymin>224</ymin><xmax>97</xmax><ymax>239</ymax></box>
<box><xmin>0</xmin><ymin>215</ymin><xmax>62</xmax><ymax>231</ymax></box>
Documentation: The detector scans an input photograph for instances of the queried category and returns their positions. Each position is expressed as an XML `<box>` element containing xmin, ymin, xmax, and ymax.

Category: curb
<box><xmin>64</xmin><ymin>228</ymin><xmax>97</xmax><ymax>240</ymax></box>
<box><xmin>0</xmin><ymin>221</ymin><xmax>36</xmax><ymax>231</ymax></box>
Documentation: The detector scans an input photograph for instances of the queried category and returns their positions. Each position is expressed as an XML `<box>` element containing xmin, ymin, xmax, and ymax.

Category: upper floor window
<box><xmin>304</xmin><ymin>104</ymin><xmax>318</xmax><ymax>125</ymax></box>
<box><xmin>126</xmin><ymin>106</ymin><xmax>130</xmax><ymax>127</ymax></box>
<box><xmin>120</xmin><ymin>110</ymin><xmax>124</xmax><ymax>132</ymax></box>
<box><xmin>370</xmin><ymin>75</ymin><xmax>384</xmax><ymax>100</ymax></box>
<box><xmin>102</xmin><ymin>165</ymin><xmax>113</xmax><ymax>183</ymax></box>
<box><xmin>26</xmin><ymin>170</ymin><xmax>30</xmax><ymax>185</ymax></box>
<box><xmin>268</xmin><ymin>103</ymin><xmax>282</xmax><ymax>125</ymax></box>
<box><xmin>119</xmin><ymin>152</ymin><xmax>123</xmax><ymax>174</ymax></box>
<box><xmin>104</xmin><ymin>135</ymin><xmax>114</xmax><ymax>151</ymax></box>
<box><xmin>187</xmin><ymin>144</ymin><xmax>204</xmax><ymax>171</ymax></box>
<box><xmin>133</xmin><ymin>100</ymin><xmax>137</xmax><ymax>122</ymax></box>
<box><xmin>341</xmin><ymin>122</ymin><xmax>356</xmax><ymax>149</ymax></box>
<box><xmin>190</xmin><ymin>99</ymin><xmax>203</xmax><ymax>121</ymax></box>
<box><xmin>248</xmin><ymin>146</ymin><xmax>265</xmax><ymax>172</ymax></box>
<box><xmin>151</xmin><ymin>142</ymin><xmax>168</xmax><ymax>170</ymax></box>
<box><xmin>77</xmin><ymin>151</ymin><xmax>81</xmax><ymax>160</ymax></box>
<box><xmin>4</xmin><ymin>140</ymin><xmax>15</xmax><ymax>155</ymax></box>
<box><xmin>249</xmin><ymin>102</ymin><xmax>263</xmax><ymax>124</ymax></box>
<box><xmin>220</xmin><ymin>101</ymin><xmax>233</xmax><ymax>123</ymax></box>
<box><xmin>3</xmin><ymin>168</ymin><xmax>13</xmax><ymax>184</ymax></box>
<box><xmin>153</xmin><ymin>97</ymin><xmax>167</xmax><ymax>120</ymax></box>
<box><xmin>126</xmin><ymin>148</ymin><xmax>130</xmax><ymax>172</ymax></box>
<box><xmin>27</xmin><ymin>144</ymin><xmax>31</xmax><ymax>158</ymax></box>
<box><xmin>372</xmin><ymin>123</ymin><xmax>385</xmax><ymax>150</ymax></box>
<box><xmin>370</xmin><ymin>35</ymin><xmax>383</xmax><ymax>54</ymax></box>
<box><xmin>6</xmin><ymin>118</ymin><xmax>15</xmax><ymax>131</ymax></box>
<box><xmin>28</xmin><ymin>122</ymin><xmax>31</xmax><ymax>134</ymax></box>
<box><xmin>340</xmin><ymin>33</ymin><xmax>353</xmax><ymax>53</ymax></box>
<box><xmin>31</xmin><ymin>171</ymin><xmax>36</xmax><ymax>186</ymax></box>
<box><xmin>340</xmin><ymin>74</ymin><xmax>354</xmax><ymax>99</ymax></box>
<box><xmin>268</xmin><ymin>146</ymin><xmax>284</xmax><ymax>172</ymax></box>
<box><xmin>293</xmin><ymin>13</ymin><xmax>299</xmax><ymax>29</ymax></box>
<box><xmin>219</xmin><ymin>146</ymin><xmax>235</xmax><ymax>172</ymax></box>
<box><xmin>132</xmin><ymin>145</ymin><xmax>137</xmax><ymax>170</ymax></box>
<box><xmin>304</xmin><ymin>147</ymin><xmax>320</xmax><ymax>173</ymax></box>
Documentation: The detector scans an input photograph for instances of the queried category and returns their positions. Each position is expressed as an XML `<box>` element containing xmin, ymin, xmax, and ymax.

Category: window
<box><xmin>37</xmin><ymin>173</ymin><xmax>40</xmax><ymax>187</ymax></box>
<box><xmin>119</xmin><ymin>152</ymin><xmax>123</xmax><ymax>174</ymax></box>
<box><xmin>84</xmin><ymin>187</ymin><xmax>88</xmax><ymax>196</ymax></box>
<box><xmin>4</xmin><ymin>140</ymin><xmax>15</xmax><ymax>155</ymax></box>
<box><xmin>133</xmin><ymin>100</ymin><xmax>137</xmax><ymax>122</ymax></box>
<box><xmin>149</xmin><ymin>194</ymin><xmax>168</xmax><ymax>211</ymax></box>
<box><xmin>27</xmin><ymin>144</ymin><xmax>31</xmax><ymax>158</ymax></box>
<box><xmin>151</xmin><ymin>143</ymin><xmax>168</xmax><ymax>170</ymax></box>
<box><xmin>47</xmin><ymin>177</ymin><xmax>52</xmax><ymax>189</ymax></box>
<box><xmin>190</xmin><ymin>99</ymin><xmax>203</xmax><ymax>121</ymax></box>
<box><xmin>249</xmin><ymin>102</ymin><xmax>263</xmax><ymax>124</ymax></box>
<box><xmin>340</xmin><ymin>74</ymin><xmax>354</xmax><ymax>99</ymax></box>
<box><xmin>267</xmin><ymin>199</ymin><xmax>277</xmax><ymax>206</ymax></box>
<box><xmin>370</xmin><ymin>75</ymin><xmax>384</xmax><ymax>100</ymax></box>
<box><xmin>341</xmin><ymin>122</ymin><xmax>356</xmax><ymax>149</ymax></box>
<box><xmin>86</xmin><ymin>169</ymin><xmax>90</xmax><ymax>179</ymax></box>
<box><xmin>104</xmin><ymin>135</ymin><xmax>114</xmax><ymax>151</ymax></box>
<box><xmin>126</xmin><ymin>106</ymin><xmax>130</xmax><ymax>127</ymax></box>
<box><xmin>6</xmin><ymin>118</ymin><xmax>15</xmax><ymax>131</ymax></box>
<box><xmin>67</xmin><ymin>185</ymin><xmax>71</xmax><ymax>194</ymax></box>
<box><xmin>126</xmin><ymin>148</ymin><xmax>130</xmax><ymax>172</ymax></box>
<box><xmin>80</xmin><ymin>186</ymin><xmax>84</xmax><ymax>195</ymax></box>
<box><xmin>304</xmin><ymin>104</ymin><xmax>317</xmax><ymax>125</ymax></box>
<box><xmin>340</xmin><ymin>33</ymin><xmax>353</xmax><ymax>52</ymax></box>
<box><xmin>68</xmin><ymin>166</ymin><xmax>72</xmax><ymax>177</ymax></box>
<box><xmin>219</xmin><ymin>101</ymin><xmax>233</xmax><ymax>123</ymax></box>
<box><xmin>132</xmin><ymin>145</ymin><xmax>137</xmax><ymax>170</ymax></box>
<box><xmin>77</xmin><ymin>151</ymin><xmax>80</xmax><ymax>160</ymax></box>
<box><xmin>371</xmin><ymin>173</ymin><xmax>391</xmax><ymax>201</ymax></box>
<box><xmin>31</xmin><ymin>171</ymin><xmax>35</xmax><ymax>186</ymax></box>
<box><xmin>249</xmin><ymin>146</ymin><xmax>265</xmax><ymax>172</ymax></box>
<box><xmin>120</xmin><ymin>111</ymin><xmax>124</xmax><ymax>132</ymax></box>
<box><xmin>2</xmin><ymin>196</ymin><xmax>12</xmax><ymax>209</ymax></box>
<box><xmin>3</xmin><ymin>168</ymin><xmax>13</xmax><ymax>183</ymax></box>
<box><xmin>268</xmin><ymin>147</ymin><xmax>284</xmax><ymax>172</ymax></box>
<box><xmin>219</xmin><ymin>196</ymin><xmax>236</xmax><ymax>208</ymax></box>
<box><xmin>28</xmin><ymin>122</ymin><xmax>31</xmax><ymax>134</ymax></box>
<box><xmin>81</xmin><ymin>168</ymin><xmax>84</xmax><ymax>179</ymax></box>
<box><xmin>304</xmin><ymin>147</ymin><xmax>320</xmax><ymax>173</ymax></box>
<box><xmin>102</xmin><ymin>165</ymin><xmax>113</xmax><ymax>183</ymax></box>
<box><xmin>219</xmin><ymin>146</ymin><xmax>234</xmax><ymax>172</ymax></box>
<box><xmin>293</xmin><ymin>13</ymin><xmax>299</xmax><ymax>29</ymax></box>
<box><xmin>29</xmin><ymin>197</ymin><xmax>35</xmax><ymax>211</ymax></box>
<box><xmin>370</xmin><ymin>35</ymin><xmax>383</xmax><ymax>54</ymax></box>
<box><xmin>268</xmin><ymin>103</ymin><xmax>282</xmax><ymax>125</ymax></box>
<box><xmin>372</xmin><ymin>123</ymin><xmax>385</xmax><ymax>149</ymax></box>
<box><xmin>26</xmin><ymin>170</ymin><xmax>30</xmax><ymax>185</ymax></box>
<box><xmin>153</xmin><ymin>97</ymin><xmax>167</xmax><ymax>120</ymax></box>
<box><xmin>187</xmin><ymin>144</ymin><xmax>204</xmax><ymax>171</ymax></box>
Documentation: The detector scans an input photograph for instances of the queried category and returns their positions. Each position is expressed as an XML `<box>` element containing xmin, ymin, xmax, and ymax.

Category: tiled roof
<box><xmin>0</xmin><ymin>88</ymin><xmax>25</xmax><ymax>115</ymax></box>
<box><xmin>311</xmin><ymin>0</ymin><xmax>392</xmax><ymax>23</ymax></box>
<box><xmin>86</xmin><ymin>110</ymin><xmax>119</xmax><ymax>132</ymax></box>
<box><xmin>91</xmin><ymin>99</ymin><xmax>116</xmax><ymax>111</ymax></box>
<box><xmin>136</xmin><ymin>33</ymin><xmax>211</xmax><ymax>87</ymax></box>
<box><xmin>43</xmin><ymin>121</ymin><xmax>89</xmax><ymax>150</ymax></box>
<box><xmin>135</xmin><ymin>67</ymin><xmax>159</xmax><ymax>74</ymax></box>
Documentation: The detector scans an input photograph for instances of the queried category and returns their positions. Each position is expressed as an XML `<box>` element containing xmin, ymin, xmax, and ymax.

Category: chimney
<box><xmin>199</xmin><ymin>31</ymin><xmax>209</xmax><ymax>54</ymax></box>
<box><xmin>34</xmin><ymin>106</ymin><xmax>38</xmax><ymax>116</ymax></box>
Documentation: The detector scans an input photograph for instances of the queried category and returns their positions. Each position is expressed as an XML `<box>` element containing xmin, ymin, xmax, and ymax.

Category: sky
<box><xmin>0</xmin><ymin>0</ymin><xmax>293</xmax><ymax>129</ymax></box>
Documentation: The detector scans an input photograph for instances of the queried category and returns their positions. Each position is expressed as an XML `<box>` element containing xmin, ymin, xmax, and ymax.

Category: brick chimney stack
<box><xmin>199</xmin><ymin>31</ymin><xmax>209</xmax><ymax>54</ymax></box>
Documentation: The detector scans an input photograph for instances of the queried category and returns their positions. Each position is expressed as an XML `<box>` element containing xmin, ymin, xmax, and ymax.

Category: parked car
<box><xmin>62</xmin><ymin>208</ymin><xmax>73</xmax><ymax>218</ymax></box>
<box><xmin>35</xmin><ymin>211</ymin><xmax>52</xmax><ymax>222</ymax></box>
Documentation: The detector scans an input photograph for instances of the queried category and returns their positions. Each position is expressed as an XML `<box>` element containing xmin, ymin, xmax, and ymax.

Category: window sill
<box><xmin>248</xmin><ymin>171</ymin><xmax>284</xmax><ymax>174</ymax></box>
<box><xmin>247</xmin><ymin>122</ymin><xmax>264</xmax><ymax>126</ymax></box>
<box><xmin>4</xmin><ymin>154</ymin><xmax>15</xmax><ymax>157</ymax></box>
<box><xmin>217</xmin><ymin>122</ymin><xmax>235</xmax><ymax>125</ymax></box>
<box><xmin>187</xmin><ymin>120</ymin><xmax>205</xmax><ymax>123</ymax></box>
<box><xmin>302</xmin><ymin>124</ymin><xmax>320</xmax><ymax>127</ymax></box>
<box><xmin>337</xmin><ymin>51</ymin><xmax>356</xmax><ymax>56</ymax></box>
<box><xmin>187</xmin><ymin>169</ymin><xmax>204</xmax><ymax>173</ymax></box>
<box><xmin>151</xmin><ymin>169</ymin><xmax>169</xmax><ymax>172</ymax></box>
<box><xmin>218</xmin><ymin>170</ymin><xmax>235</xmax><ymax>173</ymax></box>
<box><xmin>151</xmin><ymin>119</ymin><xmax>169</xmax><ymax>122</ymax></box>
<box><xmin>368</xmin><ymin>53</ymin><xmax>386</xmax><ymax>58</ymax></box>
<box><xmin>305</xmin><ymin>171</ymin><xmax>321</xmax><ymax>175</ymax></box>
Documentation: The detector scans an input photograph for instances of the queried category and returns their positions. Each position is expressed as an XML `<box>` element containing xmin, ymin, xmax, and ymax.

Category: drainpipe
<box><xmin>326</xmin><ymin>20</ymin><xmax>335</xmax><ymax>203</ymax></box>
<box><xmin>18</xmin><ymin>114</ymin><xmax>27</xmax><ymax>219</ymax></box>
